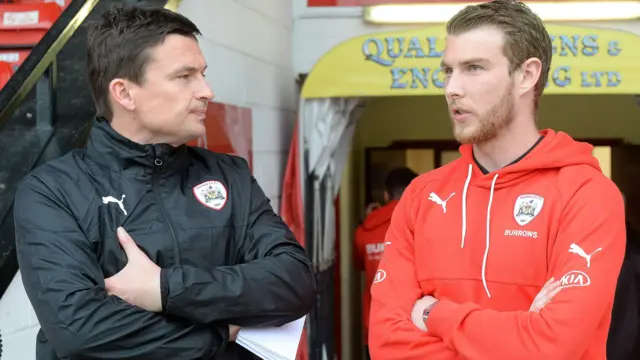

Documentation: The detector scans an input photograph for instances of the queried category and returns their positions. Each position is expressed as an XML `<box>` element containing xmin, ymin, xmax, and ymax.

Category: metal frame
<box><xmin>0</xmin><ymin>0</ymin><xmax>98</xmax><ymax>299</ymax></box>
<box><xmin>0</xmin><ymin>0</ymin><xmax>98</xmax><ymax>131</ymax></box>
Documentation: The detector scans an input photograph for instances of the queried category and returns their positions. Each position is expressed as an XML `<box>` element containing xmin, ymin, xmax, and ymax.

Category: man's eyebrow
<box><xmin>440</xmin><ymin>58</ymin><xmax>489</xmax><ymax>68</ymax></box>
<box><xmin>172</xmin><ymin>65</ymin><xmax>207</xmax><ymax>75</ymax></box>
<box><xmin>461</xmin><ymin>58</ymin><xmax>488</xmax><ymax>65</ymax></box>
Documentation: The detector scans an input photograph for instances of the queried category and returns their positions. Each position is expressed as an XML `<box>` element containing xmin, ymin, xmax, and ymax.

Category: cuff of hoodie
<box><xmin>427</xmin><ymin>299</ymin><xmax>479</xmax><ymax>346</ymax></box>
<box><xmin>160</xmin><ymin>268</ymin><xmax>170</xmax><ymax>312</ymax></box>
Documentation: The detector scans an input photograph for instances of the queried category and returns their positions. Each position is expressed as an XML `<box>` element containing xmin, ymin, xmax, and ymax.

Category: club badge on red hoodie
<box><xmin>369</xmin><ymin>129</ymin><xmax>626</xmax><ymax>360</ymax></box>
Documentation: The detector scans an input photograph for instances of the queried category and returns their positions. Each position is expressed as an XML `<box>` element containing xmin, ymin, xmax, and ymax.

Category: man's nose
<box><xmin>197</xmin><ymin>76</ymin><xmax>214</xmax><ymax>101</ymax></box>
<box><xmin>444</xmin><ymin>71</ymin><xmax>464</xmax><ymax>100</ymax></box>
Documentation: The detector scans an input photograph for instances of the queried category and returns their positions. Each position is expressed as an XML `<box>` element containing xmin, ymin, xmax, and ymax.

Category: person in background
<box><xmin>354</xmin><ymin>167</ymin><xmax>418</xmax><ymax>359</ymax></box>
<box><xmin>13</xmin><ymin>7</ymin><xmax>316</xmax><ymax>360</ymax></box>
<box><xmin>607</xmin><ymin>193</ymin><xmax>640</xmax><ymax>359</ymax></box>
<box><xmin>368</xmin><ymin>1</ymin><xmax>626</xmax><ymax>359</ymax></box>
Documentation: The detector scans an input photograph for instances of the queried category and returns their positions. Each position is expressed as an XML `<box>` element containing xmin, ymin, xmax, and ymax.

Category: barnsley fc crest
<box><xmin>193</xmin><ymin>180</ymin><xmax>228</xmax><ymax>210</ymax></box>
<box><xmin>513</xmin><ymin>194</ymin><xmax>544</xmax><ymax>226</ymax></box>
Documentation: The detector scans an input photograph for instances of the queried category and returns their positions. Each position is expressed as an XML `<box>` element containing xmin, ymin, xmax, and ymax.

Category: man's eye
<box><xmin>469</xmin><ymin>65</ymin><xmax>482</xmax><ymax>71</ymax></box>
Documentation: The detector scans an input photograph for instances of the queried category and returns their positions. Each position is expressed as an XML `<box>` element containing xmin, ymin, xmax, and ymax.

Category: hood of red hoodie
<box><xmin>459</xmin><ymin>129</ymin><xmax>602</xmax><ymax>189</ymax></box>
<box><xmin>361</xmin><ymin>200</ymin><xmax>399</xmax><ymax>231</ymax></box>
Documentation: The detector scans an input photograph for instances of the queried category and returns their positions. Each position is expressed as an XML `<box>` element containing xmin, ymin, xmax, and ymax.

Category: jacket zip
<box><xmin>152</xmin><ymin>146</ymin><xmax>182</xmax><ymax>265</ymax></box>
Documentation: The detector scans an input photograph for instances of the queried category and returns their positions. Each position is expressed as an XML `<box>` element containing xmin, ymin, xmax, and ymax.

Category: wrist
<box><xmin>422</xmin><ymin>300</ymin><xmax>439</xmax><ymax>329</ymax></box>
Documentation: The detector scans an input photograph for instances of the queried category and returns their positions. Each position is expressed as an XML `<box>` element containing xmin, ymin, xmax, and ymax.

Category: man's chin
<box><xmin>191</xmin><ymin>123</ymin><xmax>207</xmax><ymax>138</ymax></box>
<box><xmin>453</xmin><ymin>127</ymin><xmax>476</xmax><ymax>144</ymax></box>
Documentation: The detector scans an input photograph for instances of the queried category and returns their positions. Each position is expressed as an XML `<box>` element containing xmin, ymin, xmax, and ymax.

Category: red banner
<box><xmin>187</xmin><ymin>101</ymin><xmax>253</xmax><ymax>171</ymax></box>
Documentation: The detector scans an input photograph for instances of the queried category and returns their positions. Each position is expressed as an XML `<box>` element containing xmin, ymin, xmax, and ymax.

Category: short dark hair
<box><xmin>446</xmin><ymin>0</ymin><xmax>552</xmax><ymax>109</ymax></box>
<box><xmin>87</xmin><ymin>7</ymin><xmax>201</xmax><ymax>120</ymax></box>
<box><xmin>384</xmin><ymin>167</ymin><xmax>418</xmax><ymax>200</ymax></box>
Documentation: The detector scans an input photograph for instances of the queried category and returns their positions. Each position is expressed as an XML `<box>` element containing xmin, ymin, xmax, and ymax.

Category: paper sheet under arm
<box><xmin>236</xmin><ymin>316</ymin><xmax>306</xmax><ymax>360</ymax></box>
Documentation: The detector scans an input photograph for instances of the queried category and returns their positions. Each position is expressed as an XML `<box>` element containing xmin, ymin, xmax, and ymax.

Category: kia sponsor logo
<box><xmin>560</xmin><ymin>270</ymin><xmax>591</xmax><ymax>288</ymax></box>
<box><xmin>373</xmin><ymin>269</ymin><xmax>386</xmax><ymax>284</ymax></box>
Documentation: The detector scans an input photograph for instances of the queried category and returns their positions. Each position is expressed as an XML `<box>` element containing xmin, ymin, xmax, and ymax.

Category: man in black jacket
<box><xmin>13</xmin><ymin>6</ymin><xmax>317</xmax><ymax>360</ymax></box>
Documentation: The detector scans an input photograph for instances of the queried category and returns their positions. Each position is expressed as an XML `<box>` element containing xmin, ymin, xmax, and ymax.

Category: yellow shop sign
<box><xmin>302</xmin><ymin>24</ymin><xmax>640</xmax><ymax>98</ymax></box>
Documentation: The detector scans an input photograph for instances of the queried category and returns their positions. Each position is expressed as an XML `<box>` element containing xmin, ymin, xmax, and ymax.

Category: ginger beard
<box><xmin>450</xmin><ymin>79</ymin><xmax>515</xmax><ymax>145</ymax></box>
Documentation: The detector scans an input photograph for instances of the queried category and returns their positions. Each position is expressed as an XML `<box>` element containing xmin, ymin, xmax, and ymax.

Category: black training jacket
<box><xmin>13</xmin><ymin>117</ymin><xmax>317</xmax><ymax>360</ymax></box>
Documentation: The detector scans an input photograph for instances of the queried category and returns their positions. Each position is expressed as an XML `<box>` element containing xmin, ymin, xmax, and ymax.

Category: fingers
<box><xmin>541</xmin><ymin>278</ymin><xmax>562</xmax><ymax>297</ymax></box>
<box><xmin>530</xmin><ymin>277</ymin><xmax>563</xmax><ymax>312</ymax></box>
<box><xmin>228</xmin><ymin>325</ymin><xmax>241</xmax><ymax>342</ymax></box>
<box><xmin>547</xmin><ymin>285</ymin><xmax>563</xmax><ymax>300</ymax></box>
<box><xmin>117</xmin><ymin>227</ymin><xmax>139</xmax><ymax>257</ymax></box>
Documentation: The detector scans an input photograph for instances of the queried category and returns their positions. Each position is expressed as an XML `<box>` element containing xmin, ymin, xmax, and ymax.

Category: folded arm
<box><xmin>14</xmin><ymin>175</ymin><xmax>228</xmax><ymax>359</ymax></box>
<box><xmin>426</xmin><ymin>178</ymin><xmax>626</xmax><ymax>360</ymax></box>
<box><xmin>368</xmin><ymin>184</ymin><xmax>461</xmax><ymax>360</ymax></box>
<box><xmin>161</xmin><ymin>160</ymin><xmax>317</xmax><ymax>327</ymax></box>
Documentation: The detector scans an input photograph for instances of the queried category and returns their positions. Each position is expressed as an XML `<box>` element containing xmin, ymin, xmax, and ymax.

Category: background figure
<box><xmin>354</xmin><ymin>167</ymin><xmax>417</xmax><ymax>359</ymax></box>
<box><xmin>607</xmin><ymin>196</ymin><xmax>640</xmax><ymax>360</ymax></box>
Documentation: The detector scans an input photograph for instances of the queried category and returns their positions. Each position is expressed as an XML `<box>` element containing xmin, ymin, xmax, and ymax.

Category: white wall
<box><xmin>180</xmin><ymin>0</ymin><xmax>298</xmax><ymax>212</ymax></box>
<box><xmin>0</xmin><ymin>273</ymin><xmax>40</xmax><ymax>359</ymax></box>
<box><xmin>0</xmin><ymin>1</ymin><xmax>298</xmax><ymax>358</ymax></box>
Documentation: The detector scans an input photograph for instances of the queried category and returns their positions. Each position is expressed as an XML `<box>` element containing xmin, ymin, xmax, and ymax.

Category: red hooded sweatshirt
<box><xmin>369</xmin><ymin>130</ymin><xmax>626</xmax><ymax>360</ymax></box>
<box><xmin>354</xmin><ymin>201</ymin><xmax>398</xmax><ymax>342</ymax></box>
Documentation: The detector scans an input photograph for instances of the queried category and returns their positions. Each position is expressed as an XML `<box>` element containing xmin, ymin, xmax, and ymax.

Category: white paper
<box><xmin>236</xmin><ymin>316</ymin><xmax>306</xmax><ymax>360</ymax></box>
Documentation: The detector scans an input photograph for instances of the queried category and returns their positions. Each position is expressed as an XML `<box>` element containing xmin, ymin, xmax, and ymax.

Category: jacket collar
<box><xmin>85</xmin><ymin>117</ymin><xmax>190</xmax><ymax>178</ymax></box>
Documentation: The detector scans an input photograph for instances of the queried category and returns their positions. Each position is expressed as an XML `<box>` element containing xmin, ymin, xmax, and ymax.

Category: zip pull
<box><xmin>151</xmin><ymin>144</ymin><xmax>163</xmax><ymax>166</ymax></box>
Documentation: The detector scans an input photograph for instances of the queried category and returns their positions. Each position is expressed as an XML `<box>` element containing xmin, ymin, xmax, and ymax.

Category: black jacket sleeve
<box><xmin>161</xmin><ymin>161</ymin><xmax>317</xmax><ymax>327</ymax></box>
<box><xmin>14</xmin><ymin>175</ymin><xmax>228</xmax><ymax>359</ymax></box>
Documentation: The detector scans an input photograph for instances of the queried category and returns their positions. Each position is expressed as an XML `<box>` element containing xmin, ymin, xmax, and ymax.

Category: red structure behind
<box><xmin>187</xmin><ymin>101</ymin><xmax>253</xmax><ymax>170</ymax></box>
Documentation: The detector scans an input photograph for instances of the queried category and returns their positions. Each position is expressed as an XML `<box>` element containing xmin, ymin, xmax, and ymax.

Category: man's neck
<box><xmin>109</xmin><ymin>115</ymin><xmax>153</xmax><ymax>145</ymax></box>
<box><xmin>473</xmin><ymin>120</ymin><xmax>540</xmax><ymax>173</ymax></box>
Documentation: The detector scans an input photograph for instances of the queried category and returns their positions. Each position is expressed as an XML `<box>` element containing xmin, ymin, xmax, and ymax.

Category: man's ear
<box><xmin>517</xmin><ymin>57</ymin><xmax>542</xmax><ymax>96</ymax></box>
<box><xmin>109</xmin><ymin>78</ymin><xmax>136</xmax><ymax>111</ymax></box>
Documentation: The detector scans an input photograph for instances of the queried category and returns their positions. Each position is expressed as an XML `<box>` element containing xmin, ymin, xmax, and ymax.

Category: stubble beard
<box><xmin>451</xmin><ymin>80</ymin><xmax>515</xmax><ymax>145</ymax></box>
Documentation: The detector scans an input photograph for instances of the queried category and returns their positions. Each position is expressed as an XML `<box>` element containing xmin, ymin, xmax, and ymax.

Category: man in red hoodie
<box><xmin>354</xmin><ymin>167</ymin><xmax>418</xmax><ymax>359</ymax></box>
<box><xmin>368</xmin><ymin>1</ymin><xmax>626</xmax><ymax>359</ymax></box>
